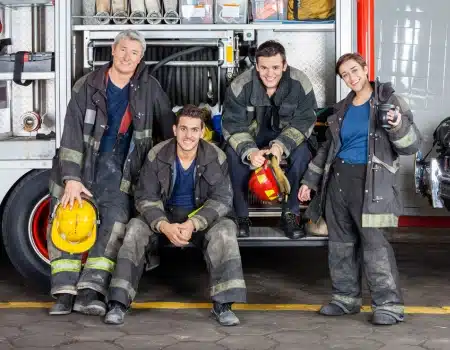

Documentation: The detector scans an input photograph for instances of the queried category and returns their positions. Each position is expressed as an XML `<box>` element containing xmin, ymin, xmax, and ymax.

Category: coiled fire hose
<box><xmin>145</xmin><ymin>0</ymin><xmax>163</xmax><ymax>24</ymax></box>
<box><xmin>130</xmin><ymin>0</ymin><xmax>147</xmax><ymax>24</ymax></box>
<box><xmin>162</xmin><ymin>0</ymin><xmax>179</xmax><ymax>24</ymax></box>
<box><xmin>112</xmin><ymin>0</ymin><xmax>129</xmax><ymax>24</ymax></box>
<box><xmin>95</xmin><ymin>0</ymin><xmax>111</xmax><ymax>24</ymax></box>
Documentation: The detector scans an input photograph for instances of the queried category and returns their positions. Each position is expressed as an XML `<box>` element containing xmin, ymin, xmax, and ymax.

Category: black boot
<box><xmin>280</xmin><ymin>212</ymin><xmax>305</xmax><ymax>239</ymax></box>
<box><xmin>49</xmin><ymin>293</ymin><xmax>74</xmax><ymax>316</ymax></box>
<box><xmin>319</xmin><ymin>302</ymin><xmax>360</xmax><ymax>316</ymax></box>
<box><xmin>104</xmin><ymin>301</ymin><xmax>128</xmax><ymax>325</ymax></box>
<box><xmin>73</xmin><ymin>289</ymin><xmax>106</xmax><ymax>316</ymax></box>
<box><xmin>236</xmin><ymin>217</ymin><xmax>251</xmax><ymax>238</ymax></box>
<box><xmin>372</xmin><ymin>310</ymin><xmax>402</xmax><ymax>326</ymax></box>
<box><xmin>211</xmin><ymin>302</ymin><xmax>240</xmax><ymax>326</ymax></box>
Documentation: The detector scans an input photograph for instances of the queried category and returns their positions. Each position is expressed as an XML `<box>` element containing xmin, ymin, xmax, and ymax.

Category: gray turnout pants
<box><xmin>108</xmin><ymin>208</ymin><xmax>247</xmax><ymax>308</ymax></box>
<box><xmin>48</xmin><ymin>152</ymin><xmax>132</xmax><ymax>297</ymax></box>
<box><xmin>324</xmin><ymin>159</ymin><xmax>404</xmax><ymax>320</ymax></box>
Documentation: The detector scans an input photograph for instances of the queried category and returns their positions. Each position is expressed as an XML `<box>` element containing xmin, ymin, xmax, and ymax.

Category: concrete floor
<box><xmin>0</xmin><ymin>243</ymin><xmax>450</xmax><ymax>349</ymax></box>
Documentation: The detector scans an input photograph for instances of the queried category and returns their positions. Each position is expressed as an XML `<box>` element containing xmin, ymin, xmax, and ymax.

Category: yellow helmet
<box><xmin>203</xmin><ymin>125</ymin><xmax>214</xmax><ymax>142</ymax></box>
<box><xmin>50</xmin><ymin>199</ymin><xmax>98</xmax><ymax>254</ymax></box>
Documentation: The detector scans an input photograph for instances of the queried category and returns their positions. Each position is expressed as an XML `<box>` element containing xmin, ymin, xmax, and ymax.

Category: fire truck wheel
<box><xmin>2</xmin><ymin>169</ymin><xmax>51</xmax><ymax>289</ymax></box>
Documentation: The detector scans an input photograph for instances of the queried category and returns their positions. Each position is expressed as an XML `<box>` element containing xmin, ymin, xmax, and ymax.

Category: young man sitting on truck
<box><xmin>221</xmin><ymin>40</ymin><xmax>317</xmax><ymax>239</ymax></box>
<box><xmin>103</xmin><ymin>105</ymin><xmax>247</xmax><ymax>326</ymax></box>
<box><xmin>47</xmin><ymin>29</ymin><xmax>175</xmax><ymax>316</ymax></box>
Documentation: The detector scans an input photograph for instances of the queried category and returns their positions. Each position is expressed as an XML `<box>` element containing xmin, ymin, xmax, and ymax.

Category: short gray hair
<box><xmin>113</xmin><ymin>30</ymin><xmax>146</xmax><ymax>57</ymax></box>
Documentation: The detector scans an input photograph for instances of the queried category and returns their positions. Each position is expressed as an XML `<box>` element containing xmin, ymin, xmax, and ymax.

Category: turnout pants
<box><xmin>108</xmin><ymin>208</ymin><xmax>247</xmax><ymax>307</ymax></box>
<box><xmin>48</xmin><ymin>152</ymin><xmax>132</xmax><ymax>297</ymax></box>
<box><xmin>324</xmin><ymin>159</ymin><xmax>404</xmax><ymax>320</ymax></box>
<box><xmin>226</xmin><ymin>129</ymin><xmax>311</xmax><ymax>217</ymax></box>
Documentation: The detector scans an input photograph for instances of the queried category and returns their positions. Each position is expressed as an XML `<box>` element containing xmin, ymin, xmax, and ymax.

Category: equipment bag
<box><xmin>287</xmin><ymin>0</ymin><xmax>335</xmax><ymax>21</ymax></box>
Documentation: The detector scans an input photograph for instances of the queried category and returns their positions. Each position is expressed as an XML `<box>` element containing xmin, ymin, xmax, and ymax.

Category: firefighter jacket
<box><xmin>134</xmin><ymin>138</ymin><xmax>233</xmax><ymax>233</ymax></box>
<box><xmin>49</xmin><ymin>61</ymin><xmax>176</xmax><ymax>198</ymax></box>
<box><xmin>302</xmin><ymin>81</ymin><xmax>422</xmax><ymax>228</ymax></box>
<box><xmin>221</xmin><ymin>66</ymin><xmax>317</xmax><ymax>164</ymax></box>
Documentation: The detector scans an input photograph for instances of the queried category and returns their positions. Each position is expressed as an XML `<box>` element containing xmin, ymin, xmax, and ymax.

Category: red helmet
<box><xmin>249</xmin><ymin>160</ymin><xmax>282</xmax><ymax>202</ymax></box>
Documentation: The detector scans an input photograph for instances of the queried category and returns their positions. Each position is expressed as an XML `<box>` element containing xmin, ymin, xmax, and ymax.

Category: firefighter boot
<box><xmin>73</xmin><ymin>288</ymin><xmax>107</xmax><ymax>316</ymax></box>
<box><xmin>104</xmin><ymin>301</ymin><xmax>127</xmax><ymax>325</ymax></box>
<box><xmin>49</xmin><ymin>293</ymin><xmax>74</xmax><ymax>316</ymax></box>
<box><xmin>319</xmin><ymin>302</ymin><xmax>360</xmax><ymax>316</ymax></box>
<box><xmin>211</xmin><ymin>302</ymin><xmax>240</xmax><ymax>326</ymax></box>
<box><xmin>280</xmin><ymin>212</ymin><xmax>305</xmax><ymax>239</ymax></box>
<box><xmin>372</xmin><ymin>310</ymin><xmax>401</xmax><ymax>326</ymax></box>
<box><xmin>236</xmin><ymin>217</ymin><xmax>251</xmax><ymax>237</ymax></box>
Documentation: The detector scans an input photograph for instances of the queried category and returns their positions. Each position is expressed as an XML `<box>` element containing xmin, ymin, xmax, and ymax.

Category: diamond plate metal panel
<box><xmin>376</xmin><ymin>0</ymin><xmax>450</xmax><ymax>214</ymax></box>
<box><xmin>256</xmin><ymin>30</ymin><xmax>336</xmax><ymax>108</ymax></box>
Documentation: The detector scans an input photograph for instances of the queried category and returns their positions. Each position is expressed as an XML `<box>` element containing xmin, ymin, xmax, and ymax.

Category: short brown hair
<box><xmin>256</xmin><ymin>40</ymin><xmax>286</xmax><ymax>64</ymax></box>
<box><xmin>176</xmin><ymin>104</ymin><xmax>205</xmax><ymax>126</ymax></box>
<box><xmin>335</xmin><ymin>53</ymin><xmax>367</xmax><ymax>77</ymax></box>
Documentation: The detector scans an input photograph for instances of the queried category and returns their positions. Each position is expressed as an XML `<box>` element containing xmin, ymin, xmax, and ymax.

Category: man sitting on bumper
<box><xmin>222</xmin><ymin>40</ymin><xmax>317</xmax><ymax>239</ymax></box>
<box><xmin>104</xmin><ymin>105</ymin><xmax>247</xmax><ymax>326</ymax></box>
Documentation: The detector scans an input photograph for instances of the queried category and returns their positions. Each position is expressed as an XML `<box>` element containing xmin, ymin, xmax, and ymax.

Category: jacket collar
<box><xmin>86</xmin><ymin>60</ymin><xmax>148</xmax><ymax>91</ymax></box>
<box><xmin>157</xmin><ymin>139</ymin><xmax>218</xmax><ymax>167</ymax></box>
<box><xmin>250</xmin><ymin>66</ymin><xmax>292</xmax><ymax>107</ymax></box>
<box><xmin>336</xmin><ymin>80</ymin><xmax>396</xmax><ymax>114</ymax></box>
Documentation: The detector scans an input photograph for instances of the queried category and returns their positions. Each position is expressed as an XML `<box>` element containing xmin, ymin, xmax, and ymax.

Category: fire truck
<box><xmin>0</xmin><ymin>0</ymin><xmax>448</xmax><ymax>286</ymax></box>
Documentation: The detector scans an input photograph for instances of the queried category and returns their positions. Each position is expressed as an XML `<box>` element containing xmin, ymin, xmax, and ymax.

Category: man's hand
<box><xmin>298</xmin><ymin>184</ymin><xmax>312</xmax><ymax>202</ymax></box>
<box><xmin>160</xmin><ymin>222</ymin><xmax>189</xmax><ymax>247</ymax></box>
<box><xmin>61</xmin><ymin>180</ymin><xmax>93</xmax><ymax>209</ymax></box>
<box><xmin>268</xmin><ymin>143</ymin><xmax>283</xmax><ymax>161</ymax></box>
<box><xmin>179</xmin><ymin>219</ymin><xmax>195</xmax><ymax>242</ymax></box>
<box><xmin>387</xmin><ymin>107</ymin><xmax>402</xmax><ymax>128</ymax></box>
<box><xmin>249</xmin><ymin>149</ymin><xmax>268</xmax><ymax>168</ymax></box>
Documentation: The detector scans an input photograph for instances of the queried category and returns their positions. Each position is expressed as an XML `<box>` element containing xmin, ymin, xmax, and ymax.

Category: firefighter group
<box><xmin>47</xmin><ymin>29</ymin><xmax>422</xmax><ymax>327</ymax></box>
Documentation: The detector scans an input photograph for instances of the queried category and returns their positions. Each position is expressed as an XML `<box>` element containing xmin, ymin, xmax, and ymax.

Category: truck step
<box><xmin>238</xmin><ymin>226</ymin><xmax>328</xmax><ymax>247</ymax></box>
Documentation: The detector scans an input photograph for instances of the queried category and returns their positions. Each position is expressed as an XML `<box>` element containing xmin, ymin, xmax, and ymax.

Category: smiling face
<box><xmin>111</xmin><ymin>37</ymin><xmax>143</xmax><ymax>75</ymax></box>
<box><xmin>173</xmin><ymin>116</ymin><xmax>204</xmax><ymax>153</ymax></box>
<box><xmin>338</xmin><ymin>59</ymin><xmax>369</xmax><ymax>93</ymax></box>
<box><xmin>256</xmin><ymin>54</ymin><xmax>287</xmax><ymax>90</ymax></box>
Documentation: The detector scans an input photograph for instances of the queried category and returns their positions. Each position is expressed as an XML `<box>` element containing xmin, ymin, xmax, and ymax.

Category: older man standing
<box><xmin>48</xmin><ymin>29</ymin><xmax>175</xmax><ymax>316</ymax></box>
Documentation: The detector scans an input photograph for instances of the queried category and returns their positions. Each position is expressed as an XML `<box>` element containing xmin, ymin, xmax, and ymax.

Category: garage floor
<box><xmin>0</xmin><ymin>241</ymin><xmax>450</xmax><ymax>349</ymax></box>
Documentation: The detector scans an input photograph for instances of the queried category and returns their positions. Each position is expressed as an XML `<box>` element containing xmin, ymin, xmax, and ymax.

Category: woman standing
<box><xmin>298</xmin><ymin>53</ymin><xmax>422</xmax><ymax>325</ymax></box>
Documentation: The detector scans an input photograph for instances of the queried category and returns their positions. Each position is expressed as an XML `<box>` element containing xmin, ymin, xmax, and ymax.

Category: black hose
<box><xmin>95</xmin><ymin>46</ymin><xmax>220</xmax><ymax>106</ymax></box>
<box><xmin>150</xmin><ymin>46</ymin><xmax>207</xmax><ymax>75</ymax></box>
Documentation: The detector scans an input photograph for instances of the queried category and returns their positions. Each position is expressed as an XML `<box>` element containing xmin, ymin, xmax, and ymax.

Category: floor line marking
<box><xmin>1</xmin><ymin>302</ymin><xmax>450</xmax><ymax>314</ymax></box>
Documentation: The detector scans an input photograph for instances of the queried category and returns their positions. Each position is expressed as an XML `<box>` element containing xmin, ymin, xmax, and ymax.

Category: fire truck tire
<box><xmin>2</xmin><ymin>169</ymin><xmax>51</xmax><ymax>289</ymax></box>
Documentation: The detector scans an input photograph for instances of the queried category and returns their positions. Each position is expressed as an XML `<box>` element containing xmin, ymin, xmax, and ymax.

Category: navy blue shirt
<box><xmin>99</xmin><ymin>78</ymin><xmax>132</xmax><ymax>154</ymax></box>
<box><xmin>337</xmin><ymin>100</ymin><xmax>370</xmax><ymax>164</ymax></box>
<box><xmin>167</xmin><ymin>157</ymin><xmax>196</xmax><ymax>211</ymax></box>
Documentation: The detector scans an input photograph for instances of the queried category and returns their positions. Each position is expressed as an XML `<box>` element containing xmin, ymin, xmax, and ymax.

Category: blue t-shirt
<box><xmin>99</xmin><ymin>78</ymin><xmax>132</xmax><ymax>153</ymax></box>
<box><xmin>167</xmin><ymin>157</ymin><xmax>196</xmax><ymax>211</ymax></box>
<box><xmin>337</xmin><ymin>101</ymin><xmax>370</xmax><ymax>164</ymax></box>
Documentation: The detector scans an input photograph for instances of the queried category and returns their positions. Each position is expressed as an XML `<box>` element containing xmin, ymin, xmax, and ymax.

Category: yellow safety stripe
<box><xmin>110</xmin><ymin>278</ymin><xmax>137</xmax><ymax>300</ymax></box>
<box><xmin>228</xmin><ymin>132</ymin><xmax>254</xmax><ymax>151</ymax></box>
<box><xmin>210</xmin><ymin>279</ymin><xmax>246</xmax><ymax>296</ymax></box>
<box><xmin>133</xmin><ymin>129</ymin><xmax>152</xmax><ymax>140</ymax></box>
<box><xmin>392</xmin><ymin>126</ymin><xmax>418</xmax><ymax>149</ymax></box>
<box><xmin>308</xmin><ymin>162</ymin><xmax>324</xmax><ymax>175</ymax></box>
<box><xmin>137</xmin><ymin>200</ymin><xmax>165</xmax><ymax>213</ymax></box>
<box><xmin>83</xmin><ymin>135</ymin><xmax>101</xmax><ymax>151</ymax></box>
<box><xmin>120</xmin><ymin>179</ymin><xmax>131</xmax><ymax>194</ymax></box>
<box><xmin>51</xmin><ymin>259</ymin><xmax>82</xmax><ymax>275</ymax></box>
<box><xmin>280</xmin><ymin>127</ymin><xmax>305</xmax><ymax>146</ymax></box>
<box><xmin>84</xmin><ymin>257</ymin><xmax>115</xmax><ymax>273</ymax></box>
<box><xmin>59</xmin><ymin>147</ymin><xmax>83</xmax><ymax>165</ymax></box>
<box><xmin>362</xmin><ymin>213</ymin><xmax>398</xmax><ymax>228</ymax></box>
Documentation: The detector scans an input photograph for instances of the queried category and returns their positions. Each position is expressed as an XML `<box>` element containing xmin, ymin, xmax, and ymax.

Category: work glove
<box><xmin>269</xmin><ymin>154</ymin><xmax>291</xmax><ymax>202</ymax></box>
